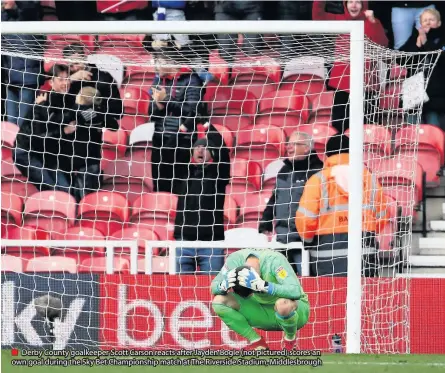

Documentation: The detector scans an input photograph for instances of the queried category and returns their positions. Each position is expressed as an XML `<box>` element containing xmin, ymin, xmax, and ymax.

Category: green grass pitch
<box><xmin>2</xmin><ymin>350</ymin><xmax>445</xmax><ymax>373</ymax></box>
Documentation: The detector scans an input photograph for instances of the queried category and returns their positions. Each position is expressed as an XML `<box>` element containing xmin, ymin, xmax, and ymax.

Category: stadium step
<box><xmin>430</xmin><ymin>220</ymin><xmax>445</xmax><ymax>232</ymax></box>
<box><xmin>419</xmin><ymin>236</ymin><xmax>445</xmax><ymax>256</ymax></box>
<box><xmin>408</xmin><ymin>255</ymin><xmax>445</xmax><ymax>267</ymax></box>
<box><xmin>397</xmin><ymin>272</ymin><xmax>445</xmax><ymax>278</ymax></box>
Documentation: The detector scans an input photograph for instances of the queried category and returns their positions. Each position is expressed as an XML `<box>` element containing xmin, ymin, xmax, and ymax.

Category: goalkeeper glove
<box><xmin>238</xmin><ymin>267</ymin><xmax>273</xmax><ymax>294</ymax></box>
<box><xmin>218</xmin><ymin>269</ymin><xmax>236</xmax><ymax>293</ymax></box>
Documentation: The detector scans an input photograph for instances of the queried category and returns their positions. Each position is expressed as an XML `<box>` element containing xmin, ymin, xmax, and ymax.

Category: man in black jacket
<box><xmin>174</xmin><ymin>123</ymin><xmax>230</xmax><ymax>274</ymax></box>
<box><xmin>150</xmin><ymin>48</ymin><xmax>204</xmax><ymax>195</ymax></box>
<box><xmin>13</xmin><ymin>64</ymin><xmax>74</xmax><ymax>196</ymax></box>
<box><xmin>62</xmin><ymin>43</ymin><xmax>123</xmax><ymax>120</ymax></box>
<box><xmin>258</xmin><ymin>131</ymin><xmax>323</xmax><ymax>275</ymax></box>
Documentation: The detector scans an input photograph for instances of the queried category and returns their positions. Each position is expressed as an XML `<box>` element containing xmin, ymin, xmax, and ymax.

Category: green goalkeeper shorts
<box><xmin>232</xmin><ymin>293</ymin><xmax>310</xmax><ymax>331</ymax></box>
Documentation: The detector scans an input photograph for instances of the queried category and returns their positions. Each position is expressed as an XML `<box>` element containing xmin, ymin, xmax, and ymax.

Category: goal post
<box><xmin>2</xmin><ymin>19</ymin><xmax>440</xmax><ymax>354</ymax></box>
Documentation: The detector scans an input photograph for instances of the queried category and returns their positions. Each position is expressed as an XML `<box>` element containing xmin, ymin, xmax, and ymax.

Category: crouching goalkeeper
<box><xmin>211</xmin><ymin>248</ymin><xmax>309</xmax><ymax>350</ymax></box>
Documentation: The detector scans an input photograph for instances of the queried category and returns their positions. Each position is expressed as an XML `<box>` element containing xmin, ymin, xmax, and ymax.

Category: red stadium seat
<box><xmin>210</xmin><ymin>115</ymin><xmax>251</xmax><ymax>133</ymax></box>
<box><xmin>1</xmin><ymin>121</ymin><xmax>19</xmax><ymax>158</ymax></box>
<box><xmin>102</xmin><ymin>157</ymin><xmax>153</xmax><ymax>204</ymax></box>
<box><xmin>51</xmin><ymin>227</ymin><xmax>106</xmax><ymax>262</ymax></box>
<box><xmin>368</xmin><ymin>157</ymin><xmax>423</xmax><ymax>217</ymax></box>
<box><xmin>78</xmin><ymin>192</ymin><xmax>130</xmax><ymax>236</ymax></box>
<box><xmin>227</xmin><ymin>158</ymin><xmax>262</xmax><ymax>207</ymax></box>
<box><xmin>26</xmin><ymin>256</ymin><xmax>78</xmax><ymax>273</ymax></box>
<box><xmin>79</xmin><ymin>257</ymin><xmax>130</xmax><ymax>273</ymax></box>
<box><xmin>224</xmin><ymin>195</ymin><xmax>239</xmax><ymax>228</ymax></box>
<box><xmin>298</xmin><ymin>124</ymin><xmax>338</xmax><ymax>161</ymax></box>
<box><xmin>46</xmin><ymin>34</ymin><xmax>95</xmax><ymax>51</ymax></box>
<box><xmin>0</xmin><ymin>162</ymin><xmax>38</xmax><ymax>201</ymax></box>
<box><xmin>24</xmin><ymin>191</ymin><xmax>77</xmax><ymax>233</ymax></box>
<box><xmin>2</xmin><ymin>226</ymin><xmax>50</xmax><ymax>259</ymax></box>
<box><xmin>1</xmin><ymin>255</ymin><xmax>23</xmax><ymax>272</ymax></box>
<box><xmin>119</xmin><ymin>115</ymin><xmax>149</xmax><ymax>132</ymax></box>
<box><xmin>209</xmin><ymin>49</ymin><xmax>229</xmax><ymax>85</ymax></box>
<box><xmin>111</xmin><ymin>227</ymin><xmax>161</xmax><ymax>256</ymax></box>
<box><xmin>124</xmin><ymin>52</ymin><xmax>156</xmax><ymax>83</ymax></box>
<box><xmin>345</xmin><ymin>125</ymin><xmax>392</xmax><ymax>164</ymax></box>
<box><xmin>377</xmin><ymin>195</ymin><xmax>399</xmax><ymax>253</ymax></box>
<box><xmin>254</xmin><ymin>115</ymin><xmax>304</xmax><ymax>137</ymax></box>
<box><xmin>131</xmin><ymin>192</ymin><xmax>178</xmax><ymax>240</ymax></box>
<box><xmin>1</xmin><ymin>192</ymin><xmax>23</xmax><ymax>235</ymax></box>
<box><xmin>231</xmin><ymin>56</ymin><xmax>281</xmax><ymax>84</ymax></box>
<box><xmin>379</xmin><ymin>83</ymin><xmax>402</xmax><ymax>111</ymax></box>
<box><xmin>395</xmin><ymin>125</ymin><xmax>445</xmax><ymax>187</ymax></box>
<box><xmin>309</xmin><ymin>91</ymin><xmax>334</xmax><ymax>119</ymax></box>
<box><xmin>233</xmin><ymin>82</ymin><xmax>278</xmax><ymax>100</ymax></box>
<box><xmin>119</xmin><ymin>86</ymin><xmax>150</xmax><ymax>116</ymax></box>
<box><xmin>257</xmin><ymin>89</ymin><xmax>311</xmax><ymax>128</ymax></box>
<box><xmin>281</xmin><ymin>71</ymin><xmax>326</xmax><ymax>96</ymax></box>
<box><xmin>149</xmin><ymin>256</ymin><xmax>169</xmax><ymax>273</ymax></box>
<box><xmin>207</xmin><ymin>87</ymin><xmax>257</xmax><ymax>117</ymax></box>
<box><xmin>262</xmin><ymin>159</ymin><xmax>284</xmax><ymax>193</ymax></box>
<box><xmin>236</xmin><ymin>191</ymin><xmax>272</xmax><ymax>226</ymax></box>
<box><xmin>235</xmin><ymin>124</ymin><xmax>286</xmax><ymax>169</ymax></box>
<box><xmin>97</xmin><ymin>34</ymin><xmax>145</xmax><ymax>48</ymax></box>
<box><xmin>101</xmin><ymin>128</ymin><xmax>128</xmax><ymax>169</ymax></box>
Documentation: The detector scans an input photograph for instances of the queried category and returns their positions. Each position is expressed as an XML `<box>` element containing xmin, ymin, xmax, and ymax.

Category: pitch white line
<box><xmin>323</xmin><ymin>361</ymin><xmax>445</xmax><ymax>367</ymax></box>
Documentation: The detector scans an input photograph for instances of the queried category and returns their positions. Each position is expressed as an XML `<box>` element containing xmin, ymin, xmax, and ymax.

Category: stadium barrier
<box><xmin>2</xmin><ymin>273</ymin><xmax>444</xmax><ymax>354</ymax></box>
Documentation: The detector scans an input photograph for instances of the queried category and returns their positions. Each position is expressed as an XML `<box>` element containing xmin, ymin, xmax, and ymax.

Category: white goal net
<box><xmin>0</xmin><ymin>23</ymin><xmax>441</xmax><ymax>353</ymax></box>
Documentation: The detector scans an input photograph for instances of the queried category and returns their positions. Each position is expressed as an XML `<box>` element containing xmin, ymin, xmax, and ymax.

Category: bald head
<box><xmin>286</xmin><ymin>131</ymin><xmax>312</xmax><ymax>160</ymax></box>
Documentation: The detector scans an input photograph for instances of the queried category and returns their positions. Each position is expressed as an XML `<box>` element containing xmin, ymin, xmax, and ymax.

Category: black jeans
<box><xmin>14</xmin><ymin>148</ymin><xmax>101</xmax><ymax>202</ymax></box>
<box><xmin>151</xmin><ymin>135</ymin><xmax>191</xmax><ymax>195</ymax></box>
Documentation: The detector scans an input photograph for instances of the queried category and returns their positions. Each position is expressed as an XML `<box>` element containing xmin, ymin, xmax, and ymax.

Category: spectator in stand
<box><xmin>174</xmin><ymin>122</ymin><xmax>230</xmax><ymax>274</ymax></box>
<box><xmin>389</xmin><ymin>2</ymin><xmax>438</xmax><ymax>50</ymax></box>
<box><xmin>1</xmin><ymin>0</ymin><xmax>43</xmax><ymax>126</ymax></box>
<box><xmin>313</xmin><ymin>0</ymin><xmax>388</xmax><ymax>133</ymax></box>
<box><xmin>13</xmin><ymin>64</ymin><xmax>74</xmax><ymax>195</ymax></box>
<box><xmin>97</xmin><ymin>0</ymin><xmax>148</xmax><ymax>21</ymax></box>
<box><xmin>312</xmin><ymin>0</ymin><xmax>348</xmax><ymax>19</ymax></box>
<box><xmin>62</xmin><ymin>43</ymin><xmax>123</xmax><ymax>120</ymax></box>
<box><xmin>295</xmin><ymin>134</ymin><xmax>388</xmax><ymax>277</ymax></box>
<box><xmin>62</xmin><ymin>86</ymin><xmax>119</xmax><ymax>201</ymax></box>
<box><xmin>150</xmin><ymin>45</ymin><xmax>204</xmax><ymax>195</ymax></box>
<box><xmin>259</xmin><ymin>131</ymin><xmax>323</xmax><ymax>276</ymax></box>
<box><xmin>214</xmin><ymin>1</ymin><xmax>263</xmax><ymax>62</ymax></box>
<box><xmin>151</xmin><ymin>1</ymin><xmax>190</xmax><ymax>49</ymax></box>
<box><xmin>399</xmin><ymin>8</ymin><xmax>445</xmax><ymax>132</ymax></box>
<box><xmin>276</xmin><ymin>1</ymin><xmax>313</xmax><ymax>51</ymax></box>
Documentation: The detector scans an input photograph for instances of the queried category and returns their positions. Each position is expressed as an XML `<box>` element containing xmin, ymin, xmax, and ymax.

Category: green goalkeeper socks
<box><xmin>275</xmin><ymin>310</ymin><xmax>298</xmax><ymax>340</ymax></box>
<box><xmin>212</xmin><ymin>303</ymin><xmax>260</xmax><ymax>342</ymax></box>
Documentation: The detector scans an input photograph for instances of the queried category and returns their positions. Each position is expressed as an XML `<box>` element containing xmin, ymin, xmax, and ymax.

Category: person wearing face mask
<box><xmin>399</xmin><ymin>8</ymin><xmax>445</xmax><ymax>132</ymax></box>
<box><xmin>174</xmin><ymin>122</ymin><xmax>230</xmax><ymax>275</ymax></box>
<box><xmin>313</xmin><ymin>1</ymin><xmax>388</xmax><ymax>134</ymax></box>
<box><xmin>258</xmin><ymin>131</ymin><xmax>323</xmax><ymax>276</ymax></box>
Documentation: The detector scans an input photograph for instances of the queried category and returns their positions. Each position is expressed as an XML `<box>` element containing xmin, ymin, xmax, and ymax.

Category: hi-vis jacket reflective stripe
<box><xmin>295</xmin><ymin>153</ymin><xmax>389</xmax><ymax>247</ymax></box>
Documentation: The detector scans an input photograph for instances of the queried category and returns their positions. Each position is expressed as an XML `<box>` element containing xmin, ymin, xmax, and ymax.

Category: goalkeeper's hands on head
<box><xmin>218</xmin><ymin>269</ymin><xmax>236</xmax><ymax>293</ymax></box>
<box><xmin>238</xmin><ymin>267</ymin><xmax>270</xmax><ymax>293</ymax></box>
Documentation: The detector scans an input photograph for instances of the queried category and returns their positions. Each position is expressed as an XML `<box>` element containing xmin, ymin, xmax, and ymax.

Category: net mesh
<box><xmin>0</xmin><ymin>31</ymin><xmax>441</xmax><ymax>353</ymax></box>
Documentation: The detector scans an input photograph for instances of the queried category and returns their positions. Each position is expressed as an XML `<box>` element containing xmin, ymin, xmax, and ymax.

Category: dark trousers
<box><xmin>14</xmin><ymin>148</ymin><xmax>101</xmax><ymax>202</ymax></box>
<box><xmin>332</xmin><ymin>90</ymin><xmax>379</xmax><ymax>134</ymax></box>
<box><xmin>310</xmin><ymin>254</ymin><xmax>378</xmax><ymax>277</ymax></box>
<box><xmin>151</xmin><ymin>136</ymin><xmax>191</xmax><ymax>195</ymax></box>
<box><xmin>215</xmin><ymin>10</ymin><xmax>263</xmax><ymax>62</ymax></box>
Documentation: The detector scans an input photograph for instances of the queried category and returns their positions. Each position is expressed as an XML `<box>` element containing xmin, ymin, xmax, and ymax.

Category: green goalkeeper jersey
<box><xmin>211</xmin><ymin>249</ymin><xmax>308</xmax><ymax>305</ymax></box>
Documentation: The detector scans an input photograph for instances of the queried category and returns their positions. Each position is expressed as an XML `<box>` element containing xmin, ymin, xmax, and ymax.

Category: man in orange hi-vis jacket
<box><xmin>295</xmin><ymin>134</ymin><xmax>389</xmax><ymax>277</ymax></box>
